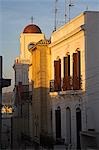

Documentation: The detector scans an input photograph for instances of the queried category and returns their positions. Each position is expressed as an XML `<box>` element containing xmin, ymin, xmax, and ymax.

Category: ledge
<box><xmin>49</xmin><ymin>90</ymin><xmax>84</xmax><ymax>97</ymax></box>
<box><xmin>80</xmin><ymin>131</ymin><xmax>99</xmax><ymax>137</ymax></box>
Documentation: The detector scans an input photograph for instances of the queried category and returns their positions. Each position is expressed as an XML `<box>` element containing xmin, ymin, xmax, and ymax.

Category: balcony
<box><xmin>49</xmin><ymin>76</ymin><xmax>82</xmax><ymax>93</ymax></box>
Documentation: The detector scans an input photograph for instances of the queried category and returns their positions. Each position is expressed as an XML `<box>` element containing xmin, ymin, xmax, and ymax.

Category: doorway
<box><xmin>66</xmin><ymin>107</ymin><xmax>71</xmax><ymax>144</ymax></box>
<box><xmin>55</xmin><ymin>106</ymin><xmax>61</xmax><ymax>139</ymax></box>
<box><xmin>76</xmin><ymin>108</ymin><xmax>82</xmax><ymax>149</ymax></box>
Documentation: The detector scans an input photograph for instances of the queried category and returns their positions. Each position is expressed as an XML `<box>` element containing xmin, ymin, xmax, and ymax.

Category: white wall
<box><xmin>51</xmin><ymin>94</ymin><xmax>86</xmax><ymax>148</ymax></box>
<box><xmin>85</xmin><ymin>11</ymin><xmax>99</xmax><ymax>132</ymax></box>
<box><xmin>50</xmin><ymin>11</ymin><xmax>99</xmax><ymax>148</ymax></box>
<box><xmin>14</xmin><ymin>64</ymin><xmax>29</xmax><ymax>85</ymax></box>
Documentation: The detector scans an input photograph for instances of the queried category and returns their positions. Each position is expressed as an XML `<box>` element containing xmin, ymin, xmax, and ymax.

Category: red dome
<box><xmin>23</xmin><ymin>24</ymin><xmax>42</xmax><ymax>33</ymax></box>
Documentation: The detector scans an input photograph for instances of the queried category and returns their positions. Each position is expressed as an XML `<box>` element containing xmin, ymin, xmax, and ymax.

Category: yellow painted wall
<box><xmin>19</xmin><ymin>33</ymin><xmax>45</xmax><ymax>83</ymax></box>
<box><xmin>31</xmin><ymin>41</ymin><xmax>51</xmax><ymax>137</ymax></box>
<box><xmin>32</xmin><ymin>44</ymin><xmax>51</xmax><ymax>88</ymax></box>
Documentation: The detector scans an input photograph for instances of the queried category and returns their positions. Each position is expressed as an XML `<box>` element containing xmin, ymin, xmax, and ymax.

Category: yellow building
<box><xmin>16</xmin><ymin>24</ymin><xmax>45</xmax><ymax>84</ymax></box>
<box><xmin>13</xmin><ymin>23</ymin><xmax>52</xmax><ymax>147</ymax></box>
<box><xmin>29</xmin><ymin>39</ymin><xmax>51</xmax><ymax>143</ymax></box>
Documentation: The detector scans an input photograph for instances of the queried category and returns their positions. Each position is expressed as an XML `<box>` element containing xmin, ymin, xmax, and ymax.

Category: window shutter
<box><xmin>64</xmin><ymin>55</ymin><xmax>70</xmax><ymax>77</ymax></box>
<box><xmin>73</xmin><ymin>51</ymin><xmax>81</xmax><ymax>90</ymax></box>
<box><xmin>54</xmin><ymin>59</ymin><xmax>61</xmax><ymax>91</ymax></box>
<box><xmin>73</xmin><ymin>53</ymin><xmax>78</xmax><ymax>78</ymax></box>
<box><xmin>77</xmin><ymin>51</ymin><xmax>80</xmax><ymax>79</ymax></box>
<box><xmin>63</xmin><ymin>55</ymin><xmax>71</xmax><ymax>90</ymax></box>
<box><xmin>77</xmin><ymin>51</ymin><xmax>81</xmax><ymax>89</ymax></box>
<box><xmin>73</xmin><ymin>53</ymin><xmax>78</xmax><ymax>89</ymax></box>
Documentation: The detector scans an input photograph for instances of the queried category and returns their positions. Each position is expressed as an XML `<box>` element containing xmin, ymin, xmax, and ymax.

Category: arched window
<box><xmin>66</xmin><ymin>107</ymin><xmax>71</xmax><ymax>144</ymax></box>
<box><xmin>76</xmin><ymin>108</ymin><xmax>82</xmax><ymax>149</ymax></box>
<box><xmin>55</xmin><ymin>106</ymin><xmax>61</xmax><ymax>139</ymax></box>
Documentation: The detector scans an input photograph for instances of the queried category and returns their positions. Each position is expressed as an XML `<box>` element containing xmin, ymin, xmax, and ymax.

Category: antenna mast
<box><xmin>86</xmin><ymin>5</ymin><xmax>88</xmax><ymax>11</ymax></box>
<box><xmin>31</xmin><ymin>16</ymin><xmax>33</xmax><ymax>24</ymax></box>
<box><xmin>65</xmin><ymin>0</ymin><xmax>67</xmax><ymax>23</ymax></box>
<box><xmin>69</xmin><ymin>0</ymin><xmax>74</xmax><ymax>22</ymax></box>
<box><xmin>54</xmin><ymin>0</ymin><xmax>58</xmax><ymax>31</ymax></box>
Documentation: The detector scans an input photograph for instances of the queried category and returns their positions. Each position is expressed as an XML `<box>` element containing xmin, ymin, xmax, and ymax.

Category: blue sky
<box><xmin>0</xmin><ymin>0</ymin><xmax>99</xmax><ymax>92</ymax></box>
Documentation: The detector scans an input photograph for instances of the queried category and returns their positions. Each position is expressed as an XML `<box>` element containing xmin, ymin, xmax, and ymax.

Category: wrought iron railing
<box><xmin>50</xmin><ymin>76</ymin><xmax>82</xmax><ymax>92</ymax></box>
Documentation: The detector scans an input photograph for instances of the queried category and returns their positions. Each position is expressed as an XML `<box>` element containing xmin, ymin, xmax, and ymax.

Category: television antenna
<box><xmin>31</xmin><ymin>16</ymin><xmax>34</xmax><ymax>24</ymax></box>
<box><xmin>69</xmin><ymin>0</ymin><xmax>74</xmax><ymax>22</ymax></box>
<box><xmin>54</xmin><ymin>0</ymin><xmax>58</xmax><ymax>31</ymax></box>
<box><xmin>86</xmin><ymin>5</ymin><xmax>89</xmax><ymax>11</ymax></box>
<box><xmin>65</xmin><ymin>0</ymin><xmax>67</xmax><ymax>23</ymax></box>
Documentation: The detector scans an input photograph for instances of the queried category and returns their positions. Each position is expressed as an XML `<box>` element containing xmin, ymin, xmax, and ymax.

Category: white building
<box><xmin>49</xmin><ymin>11</ymin><xmax>99</xmax><ymax>149</ymax></box>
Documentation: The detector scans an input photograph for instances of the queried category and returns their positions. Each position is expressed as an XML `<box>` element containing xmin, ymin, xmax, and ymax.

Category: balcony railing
<box><xmin>50</xmin><ymin>76</ymin><xmax>82</xmax><ymax>92</ymax></box>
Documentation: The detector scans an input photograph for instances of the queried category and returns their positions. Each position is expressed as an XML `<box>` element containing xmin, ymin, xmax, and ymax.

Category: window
<box><xmin>64</xmin><ymin>55</ymin><xmax>70</xmax><ymax>77</ymax></box>
<box><xmin>54</xmin><ymin>59</ymin><xmax>61</xmax><ymax>91</ymax></box>
<box><xmin>55</xmin><ymin>106</ymin><xmax>61</xmax><ymax>139</ymax></box>
<box><xmin>63</xmin><ymin>55</ymin><xmax>71</xmax><ymax>90</ymax></box>
<box><xmin>73</xmin><ymin>51</ymin><xmax>81</xmax><ymax>90</ymax></box>
<box><xmin>66</xmin><ymin>107</ymin><xmax>71</xmax><ymax>144</ymax></box>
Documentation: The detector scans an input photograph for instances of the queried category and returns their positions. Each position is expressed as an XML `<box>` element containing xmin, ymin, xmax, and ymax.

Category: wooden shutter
<box><xmin>73</xmin><ymin>51</ymin><xmax>81</xmax><ymax>90</ymax></box>
<box><xmin>64</xmin><ymin>55</ymin><xmax>70</xmax><ymax>77</ymax></box>
<box><xmin>73</xmin><ymin>53</ymin><xmax>78</xmax><ymax>89</ymax></box>
<box><xmin>73</xmin><ymin>53</ymin><xmax>78</xmax><ymax>78</ymax></box>
<box><xmin>77</xmin><ymin>51</ymin><xmax>80</xmax><ymax>79</ymax></box>
<box><xmin>54</xmin><ymin>59</ymin><xmax>61</xmax><ymax>91</ymax></box>
<box><xmin>63</xmin><ymin>55</ymin><xmax>71</xmax><ymax>90</ymax></box>
<box><xmin>77</xmin><ymin>51</ymin><xmax>81</xmax><ymax>89</ymax></box>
